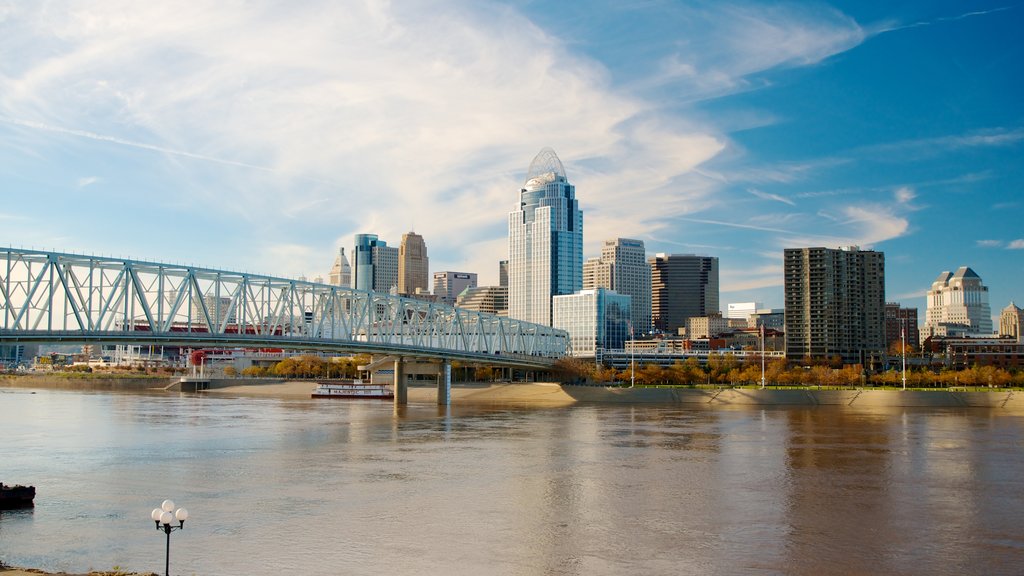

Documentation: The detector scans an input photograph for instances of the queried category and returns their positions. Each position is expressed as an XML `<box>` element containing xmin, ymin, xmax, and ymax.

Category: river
<box><xmin>1</xmin><ymin>387</ymin><xmax>1023</xmax><ymax>575</ymax></box>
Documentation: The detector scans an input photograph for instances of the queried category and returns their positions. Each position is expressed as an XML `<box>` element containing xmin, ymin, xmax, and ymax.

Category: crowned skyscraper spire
<box><xmin>508</xmin><ymin>147</ymin><xmax>583</xmax><ymax>326</ymax></box>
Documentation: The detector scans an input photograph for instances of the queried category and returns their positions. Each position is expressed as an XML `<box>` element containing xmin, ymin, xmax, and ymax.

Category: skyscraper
<box><xmin>498</xmin><ymin>260</ymin><xmax>509</xmax><ymax>288</ymax></box>
<box><xmin>328</xmin><ymin>247</ymin><xmax>351</xmax><ymax>288</ymax></box>
<box><xmin>398</xmin><ymin>231</ymin><xmax>429</xmax><ymax>295</ymax></box>
<box><xmin>353</xmin><ymin>234</ymin><xmax>398</xmax><ymax>293</ymax></box>
<box><xmin>784</xmin><ymin>246</ymin><xmax>885</xmax><ymax>365</ymax></box>
<box><xmin>650</xmin><ymin>253</ymin><xmax>718</xmax><ymax>333</ymax></box>
<box><xmin>508</xmin><ymin>147</ymin><xmax>583</xmax><ymax>326</ymax></box>
<box><xmin>923</xmin><ymin>267</ymin><xmax>993</xmax><ymax>337</ymax></box>
<box><xmin>584</xmin><ymin>238</ymin><xmax>651</xmax><ymax>335</ymax></box>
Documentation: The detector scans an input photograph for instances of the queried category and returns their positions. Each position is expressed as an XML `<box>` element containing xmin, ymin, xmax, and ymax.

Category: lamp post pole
<box><xmin>901</xmin><ymin>319</ymin><xmax>907</xmax><ymax>391</ymax></box>
<box><xmin>760</xmin><ymin>324</ymin><xmax>766</xmax><ymax>390</ymax></box>
<box><xmin>150</xmin><ymin>499</ymin><xmax>188</xmax><ymax>576</ymax></box>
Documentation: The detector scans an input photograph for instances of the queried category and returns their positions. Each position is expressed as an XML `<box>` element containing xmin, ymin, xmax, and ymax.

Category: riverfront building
<box><xmin>923</xmin><ymin>267</ymin><xmax>993</xmax><ymax>337</ymax></box>
<box><xmin>353</xmin><ymin>234</ymin><xmax>399</xmax><ymax>293</ymax></box>
<box><xmin>784</xmin><ymin>246</ymin><xmax>886</xmax><ymax>366</ymax></box>
<box><xmin>584</xmin><ymin>238</ymin><xmax>652</xmax><ymax>336</ymax></box>
<box><xmin>552</xmin><ymin>288</ymin><xmax>631</xmax><ymax>358</ymax></box>
<box><xmin>398</xmin><ymin>232</ymin><xmax>429</xmax><ymax>296</ymax></box>
<box><xmin>328</xmin><ymin>247</ymin><xmax>352</xmax><ymax>288</ymax></box>
<box><xmin>434</xmin><ymin>271</ymin><xmax>478</xmax><ymax>306</ymax></box>
<box><xmin>650</xmin><ymin>254</ymin><xmax>719</xmax><ymax>333</ymax></box>
<box><xmin>508</xmin><ymin>147</ymin><xmax>583</xmax><ymax>326</ymax></box>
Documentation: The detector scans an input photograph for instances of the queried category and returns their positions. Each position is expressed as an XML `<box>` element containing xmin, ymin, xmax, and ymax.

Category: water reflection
<box><xmin>1</xmin><ymin>389</ymin><xmax>1023</xmax><ymax>575</ymax></box>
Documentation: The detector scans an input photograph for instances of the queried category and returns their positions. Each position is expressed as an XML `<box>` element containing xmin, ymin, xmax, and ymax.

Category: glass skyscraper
<box><xmin>353</xmin><ymin>234</ymin><xmax>398</xmax><ymax>293</ymax></box>
<box><xmin>508</xmin><ymin>147</ymin><xmax>583</xmax><ymax>326</ymax></box>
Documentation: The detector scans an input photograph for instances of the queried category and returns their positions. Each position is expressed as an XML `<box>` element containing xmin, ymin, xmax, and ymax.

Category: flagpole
<box><xmin>629</xmin><ymin>321</ymin><xmax>635</xmax><ymax>388</ymax></box>
<box><xmin>901</xmin><ymin>320</ymin><xmax>907</xmax><ymax>391</ymax></box>
<box><xmin>760</xmin><ymin>323</ymin><xmax>766</xmax><ymax>390</ymax></box>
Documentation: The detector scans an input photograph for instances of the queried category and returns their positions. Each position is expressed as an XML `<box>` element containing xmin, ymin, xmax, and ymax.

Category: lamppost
<box><xmin>150</xmin><ymin>499</ymin><xmax>188</xmax><ymax>576</ymax></box>
<box><xmin>901</xmin><ymin>318</ymin><xmax>907</xmax><ymax>391</ymax></box>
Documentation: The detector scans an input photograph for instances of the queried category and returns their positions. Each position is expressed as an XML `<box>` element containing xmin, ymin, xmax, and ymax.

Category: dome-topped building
<box><xmin>924</xmin><ymin>266</ymin><xmax>993</xmax><ymax>337</ymax></box>
<box><xmin>508</xmin><ymin>147</ymin><xmax>583</xmax><ymax>326</ymax></box>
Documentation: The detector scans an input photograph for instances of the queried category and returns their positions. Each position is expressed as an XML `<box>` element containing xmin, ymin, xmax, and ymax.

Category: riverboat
<box><xmin>0</xmin><ymin>483</ymin><xmax>35</xmax><ymax>509</ymax></box>
<box><xmin>311</xmin><ymin>380</ymin><xmax>394</xmax><ymax>399</ymax></box>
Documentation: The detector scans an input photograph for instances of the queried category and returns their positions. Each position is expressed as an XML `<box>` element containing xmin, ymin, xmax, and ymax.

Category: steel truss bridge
<box><xmin>0</xmin><ymin>248</ymin><xmax>567</xmax><ymax>368</ymax></box>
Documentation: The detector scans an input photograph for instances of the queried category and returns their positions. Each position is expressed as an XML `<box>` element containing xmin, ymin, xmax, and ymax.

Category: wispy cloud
<box><xmin>977</xmin><ymin>239</ymin><xmax>1003</xmax><ymax>248</ymax></box>
<box><xmin>872</xmin><ymin>6</ymin><xmax>1014</xmax><ymax>35</ymax></box>
<box><xmin>1009</xmin><ymin>239</ymin><xmax>1024</xmax><ymax>250</ymax></box>
<box><xmin>748</xmin><ymin>188</ymin><xmax>795</xmax><ymax>206</ymax></box>
<box><xmin>77</xmin><ymin>176</ymin><xmax>99</xmax><ymax>187</ymax></box>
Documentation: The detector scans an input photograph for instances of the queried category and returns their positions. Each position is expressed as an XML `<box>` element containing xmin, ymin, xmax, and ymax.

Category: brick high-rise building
<box><xmin>784</xmin><ymin>246</ymin><xmax>885</xmax><ymax>365</ymax></box>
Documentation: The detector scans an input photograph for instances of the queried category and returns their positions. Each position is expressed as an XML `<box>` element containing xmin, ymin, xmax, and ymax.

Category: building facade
<box><xmin>456</xmin><ymin>286</ymin><xmax>508</xmax><ymax>315</ymax></box>
<box><xmin>923</xmin><ymin>267</ymin><xmax>993</xmax><ymax>337</ymax></box>
<box><xmin>726</xmin><ymin>302</ymin><xmax>762</xmax><ymax>321</ymax></box>
<box><xmin>884</xmin><ymin>303</ymin><xmax>920</xmax><ymax>351</ymax></box>
<box><xmin>508</xmin><ymin>147</ymin><xmax>583</xmax><ymax>326</ymax></box>
<box><xmin>784</xmin><ymin>246</ymin><xmax>886</xmax><ymax>365</ymax></box>
<box><xmin>328</xmin><ymin>247</ymin><xmax>351</xmax><ymax>288</ymax></box>
<box><xmin>650</xmin><ymin>253</ymin><xmax>719</xmax><ymax>333</ymax></box>
<box><xmin>433</xmin><ymin>271</ymin><xmax>478</xmax><ymax>306</ymax></box>
<box><xmin>353</xmin><ymin>234</ymin><xmax>399</xmax><ymax>293</ymax></box>
<box><xmin>398</xmin><ymin>232</ymin><xmax>429</xmax><ymax>295</ymax></box>
<box><xmin>552</xmin><ymin>288</ymin><xmax>631</xmax><ymax>358</ymax></box>
<box><xmin>1000</xmin><ymin>302</ymin><xmax>1024</xmax><ymax>342</ymax></box>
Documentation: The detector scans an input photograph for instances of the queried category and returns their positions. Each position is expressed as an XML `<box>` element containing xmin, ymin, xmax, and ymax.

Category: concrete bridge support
<box><xmin>437</xmin><ymin>360</ymin><xmax>451</xmax><ymax>406</ymax></box>
<box><xmin>393</xmin><ymin>357</ymin><xmax>407</xmax><ymax>406</ymax></box>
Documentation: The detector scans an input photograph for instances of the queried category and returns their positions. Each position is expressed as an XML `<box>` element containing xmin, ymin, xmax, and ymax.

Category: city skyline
<box><xmin>1</xmin><ymin>1</ymin><xmax>1021</xmax><ymax>318</ymax></box>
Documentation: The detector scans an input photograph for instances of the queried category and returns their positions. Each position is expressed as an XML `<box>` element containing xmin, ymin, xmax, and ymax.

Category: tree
<box><xmin>223</xmin><ymin>366</ymin><xmax>238</xmax><ymax>377</ymax></box>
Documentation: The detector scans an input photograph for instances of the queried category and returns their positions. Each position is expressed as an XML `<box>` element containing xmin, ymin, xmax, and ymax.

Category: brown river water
<box><xmin>1</xmin><ymin>387</ymin><xmax>1023</xmax><ymax>575</ymax></box>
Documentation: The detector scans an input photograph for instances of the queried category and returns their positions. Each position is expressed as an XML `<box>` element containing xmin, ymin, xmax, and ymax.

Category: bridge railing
<box><xmin>0</xmin><ymin>248</ymin><xmax>567</xmax><ymax>363</ymax></box>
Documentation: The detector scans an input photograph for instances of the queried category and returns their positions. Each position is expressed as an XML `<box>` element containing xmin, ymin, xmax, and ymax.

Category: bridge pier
<box><xmin>392</xmin><ymin>357</ymin><xmax>407</xmax><ymax>406</ymax></box>
<box><xmin>437</xmin><ymin>360</ymin><xmax>451</xmax><ymax>406</ymax></box>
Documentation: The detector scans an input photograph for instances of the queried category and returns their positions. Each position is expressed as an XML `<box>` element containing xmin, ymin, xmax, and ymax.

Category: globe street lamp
<box><xmin>150</xmin><ymin>499</ymin><xmax>188</xmax><ymax>576</ymax></box>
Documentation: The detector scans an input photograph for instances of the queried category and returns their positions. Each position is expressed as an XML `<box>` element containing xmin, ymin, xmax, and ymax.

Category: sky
<box><xmin>1</xmin><ymin>0</ymin><xmax>1022</xmax><ymax>324</ymax></box>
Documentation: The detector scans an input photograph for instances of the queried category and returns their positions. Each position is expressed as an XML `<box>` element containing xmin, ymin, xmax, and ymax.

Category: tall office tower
<box><xmin>784</xmin><ymin>246</ymin><xmax>886</xmax><ymax>365</ymax></box>
<box><xmin>1000</xmin><ymin>302</ymin><xmax>1024</xmax><ymax>342</ymax></box>
<box><xmin>923</xmin><ymin>267</ymin><xmax>993</xmax><ymax>337</ymax></box>
<box><xmin>584</xmin><ymin>239</ymin><xmax>651</xmax><ymax>335</ymax></box>
<box><xmin>582</xmin><ymin>257</ymin><xmax>612</xmax><ymax>291</ymax></box>
<box><xmin>433</xmin><ymin>271</ymin><xmax>478</xmax><ymax>305</ymax></box>
<box><xmin>508</xmin><ymin>147</ymin><xmax>583</xmax><ymax>326</ymax></box>
<box><xmin>398</xmin><ymin>231</ymin><xmax>429</xmax><ymax>295</ymax></box>
<box><xmin>328</xmin><ymin>247</ymin><xmax>351</xmax><ymax>288</ymax></box>
<box><xmin>352</xmin><ymin>234</ymin><xmax>399</xmax><ymax>293</ymax></box>
<box><xmin>498</xmin><ymin>260</ymin><xmax>509</xmax><ymax>288</ymax></box>
<box><xmin>649</xmin><ymin>253</ymin><xmax>718</xmax><ymax>333</ymax></box>
<box><xmin>884</xmin><ymin>303</ymin><xmax>920</xmax><ymax>351</ymax></box>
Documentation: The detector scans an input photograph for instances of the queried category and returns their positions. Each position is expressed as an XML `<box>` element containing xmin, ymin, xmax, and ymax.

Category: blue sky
<box><xmin>1</xmin><ymin>0</ymin><xmax>1021</xmax><ymax>323</ymax></box>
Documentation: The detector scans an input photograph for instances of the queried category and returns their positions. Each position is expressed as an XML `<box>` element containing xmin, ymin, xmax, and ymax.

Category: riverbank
<box><xmin>0</xmin><ymin>565</ymin><xmax>155</xmax><ymax>569</ymax></box>
<box><xmin>3</xmin><ymin>375</ymin><xmax>1023</xmax><ymax>410</ymax></box>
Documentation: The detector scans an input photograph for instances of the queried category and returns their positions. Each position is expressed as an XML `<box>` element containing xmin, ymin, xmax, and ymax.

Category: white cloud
<box><xmin>76</xmin><ymin>176</ymin><xmax>99</xmax><ymax>187</ymax></box>
<box><xmin>976</xmin><ymin>239</ymin><xmax>1003</xmax><ymax>248</ymax></box>
<box><xmin>0</xmin><ymin>1</ymin><xmax>878</xmax><ymax>281</ymax></box>
<box><xmin>1008</xmin><ymin>239</ymin><xmax>1024</xmax><ymax>250</ymax></box>
<box><xmin>894</xmin><ymin>186</ymin><xmax>916</xmax><ymax>204</ymax></box>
